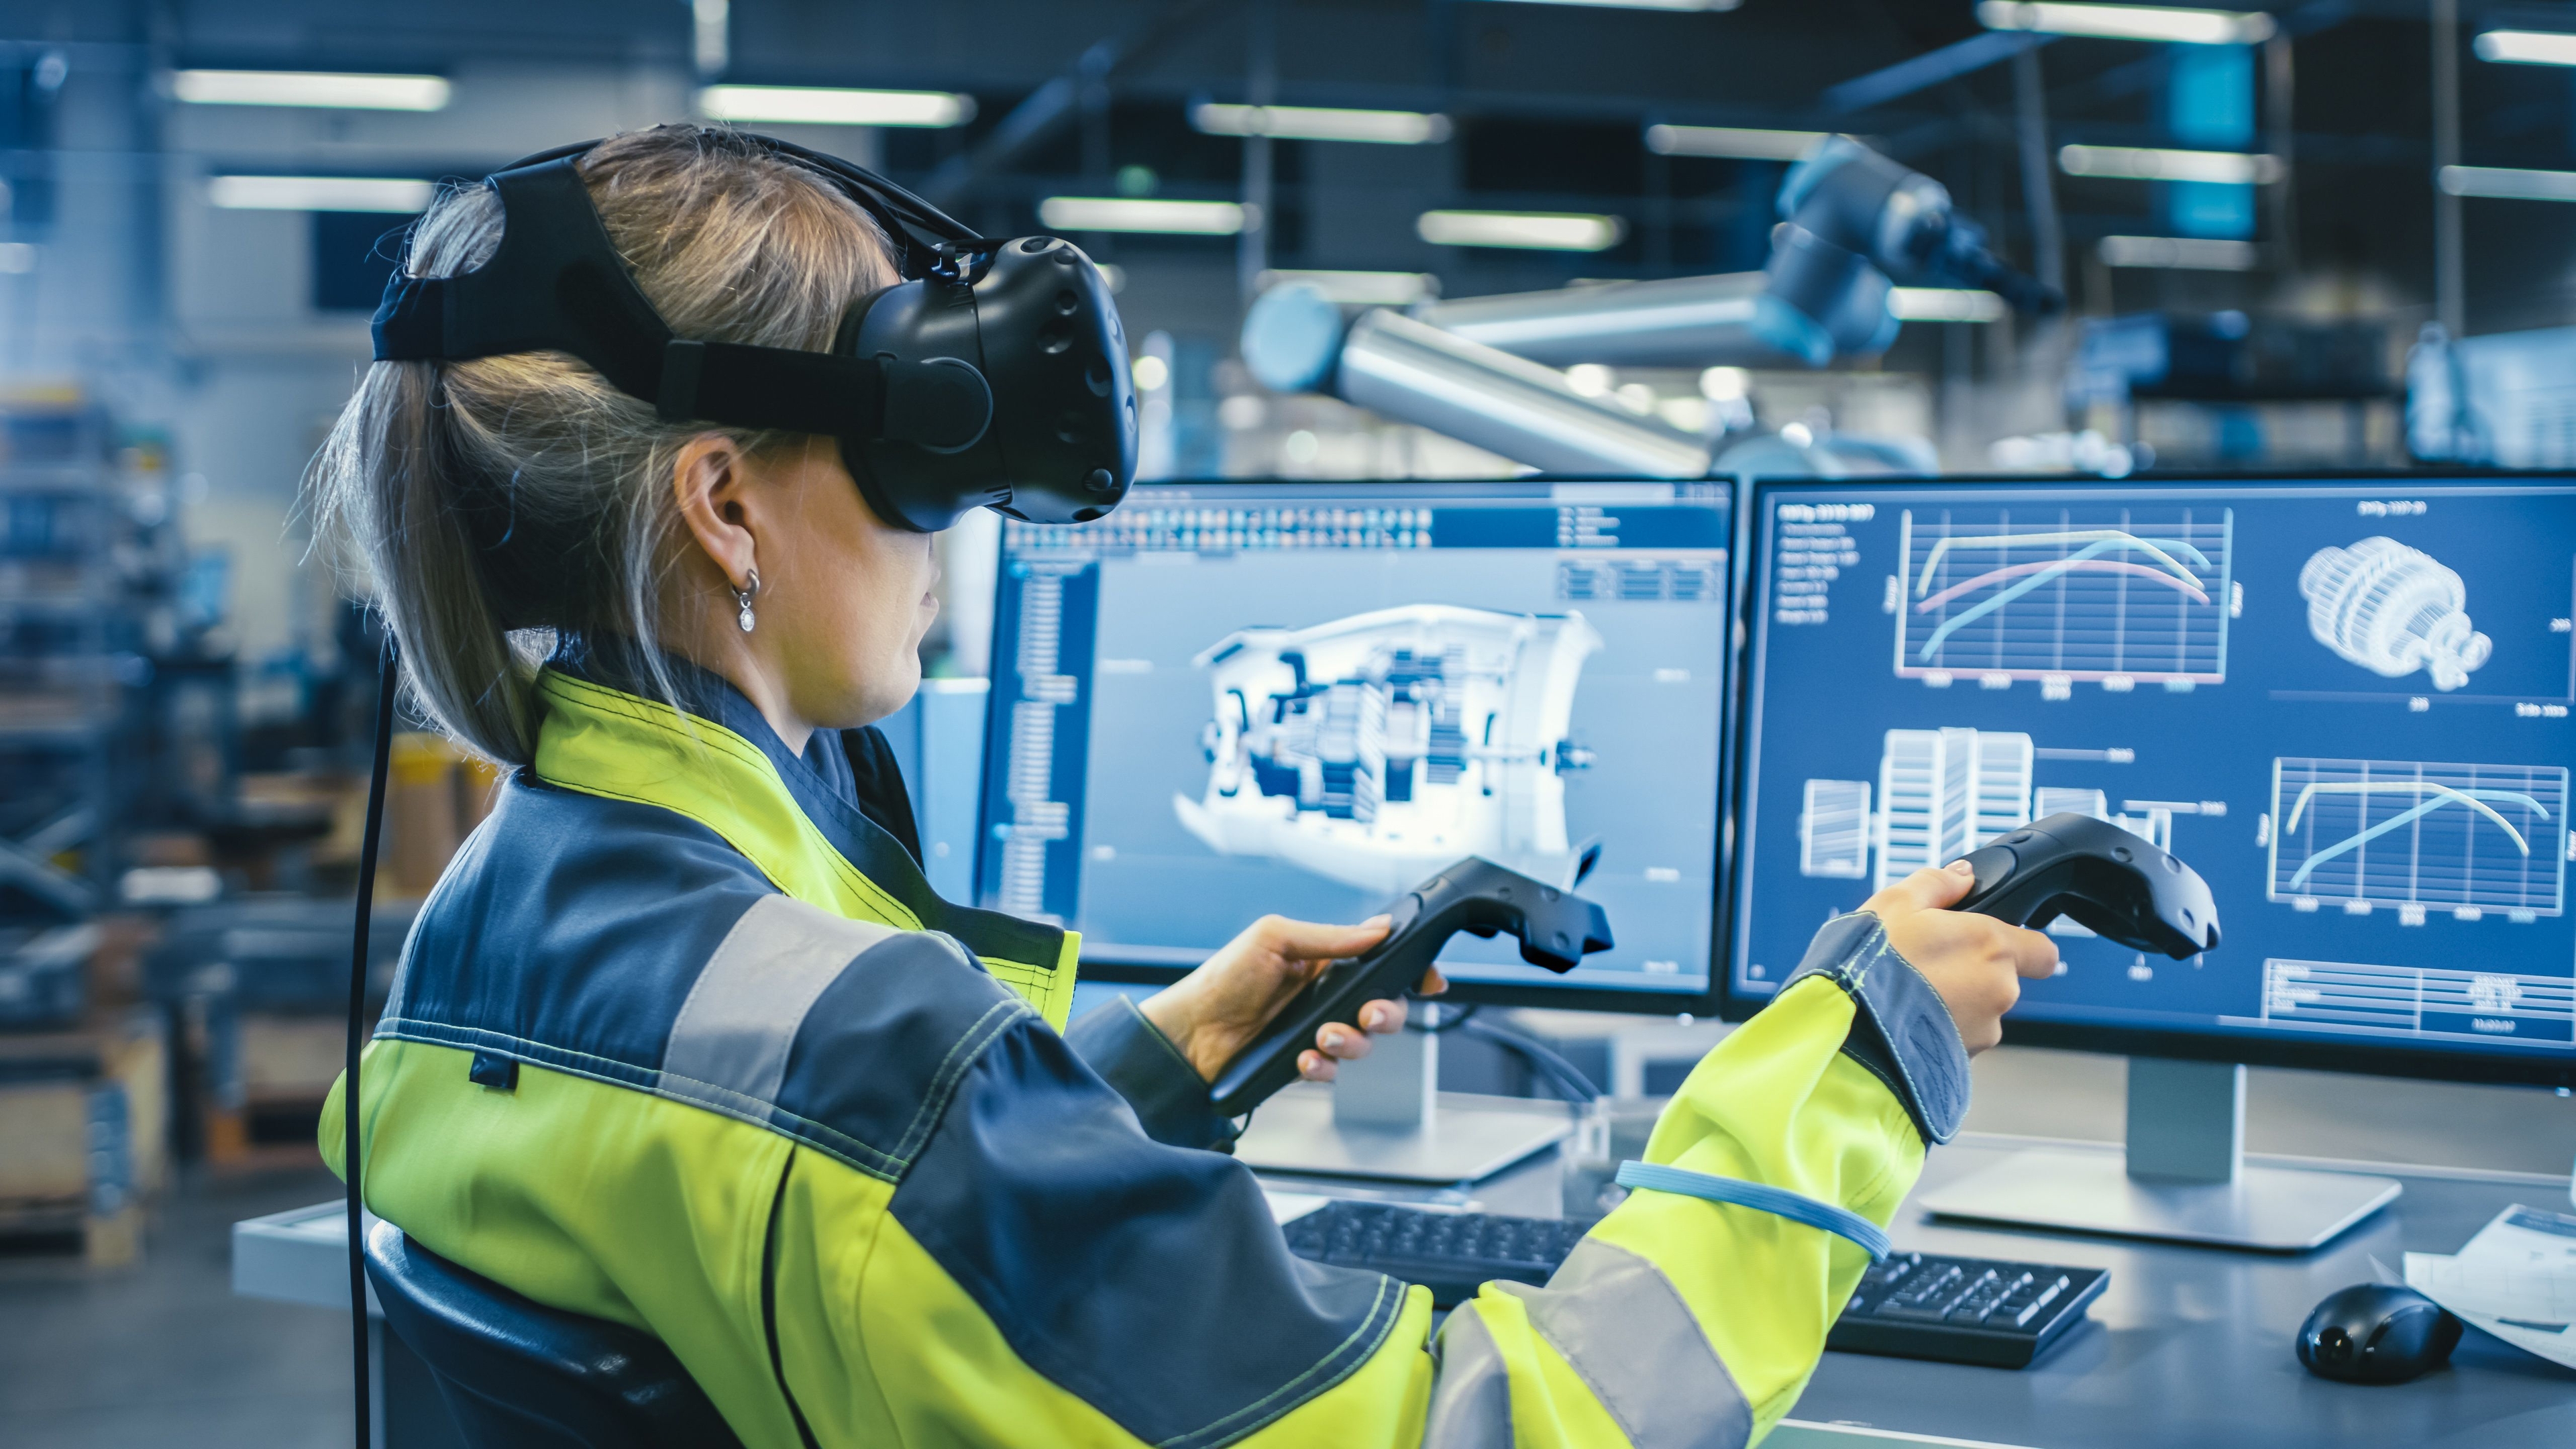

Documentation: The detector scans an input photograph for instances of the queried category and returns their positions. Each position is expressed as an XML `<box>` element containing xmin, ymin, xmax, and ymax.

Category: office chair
<box><xmin>363</xmin><ymin>1220</ymin><xmax>747</xmax><ymax>1449</ymax></box>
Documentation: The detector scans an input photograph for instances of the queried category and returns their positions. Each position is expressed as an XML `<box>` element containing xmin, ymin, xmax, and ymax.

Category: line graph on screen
<box><xmin>1895</xmin><ymin>508</ymin><xmax>2233</xmax><ymax>685</ymax></box>
<box><xmin>2267</xmin><ymin>757</ymin><xmax>2569</xmax><ymax>918</ymax></box>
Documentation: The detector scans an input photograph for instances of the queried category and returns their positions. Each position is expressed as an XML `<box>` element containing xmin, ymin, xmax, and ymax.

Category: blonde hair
<box><xmin>306</xmin><ymin>125</ymin><xmax>899</xmax><ymax>765</ymax></box>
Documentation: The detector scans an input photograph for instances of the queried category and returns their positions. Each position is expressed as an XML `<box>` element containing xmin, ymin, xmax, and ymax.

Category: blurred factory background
<box><xmin>2</xmin><ymin>1</ymin><xmax>2576</xmax><ymax>1440</ymax></box>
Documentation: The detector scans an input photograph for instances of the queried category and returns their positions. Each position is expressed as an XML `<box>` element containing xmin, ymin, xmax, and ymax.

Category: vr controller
<box><xmin>1952</xmin><ymin>812</ymin><xmax>2220</xmax><ymax>959</ymax></box>
<box><xmin>1208</xmin><ymin>858</ymin><xmax>1613</xmax><ymax>1118</ymax></box>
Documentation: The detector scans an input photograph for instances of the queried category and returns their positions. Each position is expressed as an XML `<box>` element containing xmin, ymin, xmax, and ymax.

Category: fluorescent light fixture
<box><xmin>1256</xmin><ymin>269</ymin><xmax>1441</xmax><ymax>305</ymax></box>
<box><xmin>1416</xmin><ymin>209</ymin><xmax>1626</xmax><ymax>251</ymax></box>
<box><xmin>1038</xmin><ymin>197</ymin><xmax>1248</xmax><ymax>234</ymax></box>
<box><xmin>2097</xmin><ymin>234</ymin><xmax>2261</xmax><ymax>268</ymax></box>
<box><xmin>1472</xmin><ymin>0</ymin><xmax>1743</xmax><ymax>10</ymax></box>
<box><xmin>1977</xmin><ymin>2</ymin><xmax>2273</xmax><ymax>44</ymax></box>
<box><xmin>207</xmin><ymin>175</ymin><xmax>435</xmax><ymax>212</ymax></box>
<box><xmin>0</xmin><ymin>242</ymin><xmax>34</xmax><ymax>274</ymax></box>
<box><xmin>1889</xmin><ymin>287</ymin><xmax>2006</xmax><ymax>322</ymax></box>
<box><xmin>1191</xmin><ymin>103</ymin><xmax>1450</xmax><ymax>145</ymax></box>
<box><xmin>172</xmin><ymin>69</ymin><xmax>451</xmax><ymax>111</ymax></box>
<box><xmin>1644</xmin><ymin>124</ymin><xmax>1828</xmax><ymax>161</ymax></box>
<box><xmin>2438</xmin><ymin>165</ymin><xmax>2576</xmax><ymax>201</ymax></box>
<box><xmin>2059</xmin><ymin>144</ymin><xmax>2282</xmax><ymax>184</ymax></box>
<box><xmin>2474</xmin><ymin>30</ymin><xmax>2576</xmax><ymax>66</ymax></box>
<box><xmin>699</xmin><ymin>86</ymin><xmax>975</xmax><ymax>127</ymax></box>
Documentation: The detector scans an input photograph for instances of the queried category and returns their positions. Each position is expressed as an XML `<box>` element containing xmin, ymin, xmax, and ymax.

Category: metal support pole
<box><xmin>2263</xmin><ymin>33</ymin><xmax>2298</xmax><ymax>275</ymax></box>
<box><xmin>2011</xmin><ymin>46</ymin><xmax>2067</xmax><ymax>307</ymax></box>
<box><xmin>2432</xmin><ymin>0</ymin><xmax>2464</xmax><ymax>335</ymax></box>
<box><xmin>1238</xmin><ymin>0</ymin><xmax>1276</xmax><ymax>306</ymax></box>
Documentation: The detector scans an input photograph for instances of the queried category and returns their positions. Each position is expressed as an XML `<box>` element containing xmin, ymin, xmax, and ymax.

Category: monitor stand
<box><xmin>1917</xmin><ymin>1057</ymin><xmax>2403</xmax><ymax>1252</ymax></box>
<box><xmin>1232</xmin><ymin>1011</ymin><xmax>1573</xmax><ymax>1184</ymax></box>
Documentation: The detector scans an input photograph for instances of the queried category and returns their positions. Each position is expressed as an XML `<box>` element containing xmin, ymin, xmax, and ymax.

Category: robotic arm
<box><xmin>1240</xmin><ymin>136</ymin><xmax>2059</xmax><ymax>476</ymax></box>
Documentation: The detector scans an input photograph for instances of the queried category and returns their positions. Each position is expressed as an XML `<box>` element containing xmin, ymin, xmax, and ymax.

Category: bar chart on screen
<box><xmin>1894</xmin><ymin>507</ymin><xmax>2234</xmax><ymax>690</ymax></box>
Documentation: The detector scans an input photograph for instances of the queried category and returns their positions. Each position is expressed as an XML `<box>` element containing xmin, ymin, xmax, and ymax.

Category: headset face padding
<box><xmin>844</xmin><ymin>235</ymin><xmax>1135</xmax><ymax>533</ymax></box>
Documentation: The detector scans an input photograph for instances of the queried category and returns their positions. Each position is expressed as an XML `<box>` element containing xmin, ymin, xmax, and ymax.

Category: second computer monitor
<box><xmin>978</xmin><ymin>478</ymin><xmax>1733</xmax><ymax>1006</ymax></box>
<box><xmin>1729</xmin><ymin>474</ymin><xmax>2576</xmax><ymax>1086</ymax></box>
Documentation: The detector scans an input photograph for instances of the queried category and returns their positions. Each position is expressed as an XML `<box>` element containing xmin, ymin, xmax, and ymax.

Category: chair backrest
<box><xmin>364</xmin><ymin>1220</ymin><xmax>748</xmax><ymax>1449</ymax></box>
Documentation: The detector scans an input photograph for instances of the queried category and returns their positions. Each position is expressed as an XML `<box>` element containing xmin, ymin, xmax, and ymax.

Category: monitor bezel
<box><xmin>975</xmin><ymin>474</ymin><xmax>1741</xmax><ymax>1016</ymax></box>
<box><xmin>1719</xmin><ymin>470</ymin><xmax>2576</xmax><ymax>1089</ymax></box>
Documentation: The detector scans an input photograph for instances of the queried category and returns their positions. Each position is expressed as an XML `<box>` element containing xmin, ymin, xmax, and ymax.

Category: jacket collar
<box><xmin>532</xmin><ymin>637</ymin><xmax>1079</xmax><ymax>1030</ymax></box>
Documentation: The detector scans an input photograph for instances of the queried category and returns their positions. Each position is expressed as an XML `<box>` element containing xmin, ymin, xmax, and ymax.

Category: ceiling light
<box><xmin>172</xmin><ymin>70</ymin><xmax>451</xmax><ymax>111</ymax></box>
<box><xmin>1977</xmin><ymin>2</ymin><xmax>2274</xmax><ymax>44</ymax></box>
<box><xmin>207</xmin><ymin>175</ymin><xmax>435</xmax><ymax>212</ymax></box>
<box><xmin>2473</xmin><ymin>30</ymin><xmax>2576</xmax><ymax>66</ymax></box>
<box><xmin>1643</xmin><ymin>124</ymin><xmax>1829</xmax><ymax>161</ymax></box>
<box><xmin>1256</xmin><ymin>270</ymin><xmax>1442</xmax><ymax>305</ymax></box>
<box><xmin>699</xmin><ymin>86</ymin><xmax>975</xmax><ymax>127</ymax></box>
<box><xmin>1889</xmin><ymin>287</ymin><xmax>2006</xmax><ymax>322</ymax></box>
<box><xmin>1417</xmin><ymin>210</ymin><xmax>1627</xmax><ymax>251</ymax></box>
<box><xmin>2059</xmin><ymin>144</ymin><xmax>2282</xmax><ymax>184</ymax></box>
<box><xmin>1470</xmin><ymin>0</ymin><xmax>1743</xmax><ymax>11</ymax></box>
<box><xmin>1192</xmin><ymin>103</ymin><xmax>1451</xmax><ymax>145</ymax></box>
<box><xmin>1038</xmin><ymin>197</ymin><xmax>1248</xmax><ymax>234</ymax></box>
<box><xmin>2096</xmin><ymin>235</ymin><xmax>2260</xmax><ymax>268</ymax></box>
<box><xmin>2437</xmin><ymin>165</ymin><xmax>2576</xmax><ymax>202</ymax></box>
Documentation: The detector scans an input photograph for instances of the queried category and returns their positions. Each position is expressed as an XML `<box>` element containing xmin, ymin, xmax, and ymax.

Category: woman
<box><xmin>314</xmin><ymin>125</ymin><xmax>2057</xmax><ymax>1449</ymax></box>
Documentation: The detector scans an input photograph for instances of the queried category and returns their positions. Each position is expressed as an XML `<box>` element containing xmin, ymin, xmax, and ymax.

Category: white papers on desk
<box><xmin>1262</xmin><ymin>1190</ymin><xmax>1332</xmax><ymax>1225</ymax></box>
<box><xmin>2404</xmin><ymin>1202</ymin><xmax>2576</xmax><ymax>1371</ymax></box>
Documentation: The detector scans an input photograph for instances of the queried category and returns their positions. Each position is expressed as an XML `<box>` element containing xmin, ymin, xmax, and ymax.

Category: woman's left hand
<box><xmin>1139</xmin><ymin>914</ymin><xmax>1448</xmax><ymax>1083</ymax></box>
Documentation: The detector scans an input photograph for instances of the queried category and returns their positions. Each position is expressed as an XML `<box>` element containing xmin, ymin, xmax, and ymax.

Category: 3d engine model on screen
<box><xmin>1175</xmin><ymin>604</ymin><xmax>1602</xmax><ymax>897</ymax></box>
<box><xmin>2299</xmin><ymin>537</ymin><xmax>2493</xmax><ymax>692</ymax></box>
<box><xmin>1238</xmin><ymin>136</ymin><xmax>2057</xmax><ymax>477</ymax></box>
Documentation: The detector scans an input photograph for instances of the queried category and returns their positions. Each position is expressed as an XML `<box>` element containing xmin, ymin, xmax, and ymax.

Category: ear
<box><xmin>671</xmin><ymin>434</ymin><xmax>759</xmax><ymax>590</ymax></box>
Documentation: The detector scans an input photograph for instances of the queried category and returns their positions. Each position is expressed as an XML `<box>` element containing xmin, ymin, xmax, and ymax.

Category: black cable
<box><xmin>1460</xmin><ymin>1020</ymin><xmax>1605</xmax><ymax>1104</ymax></box>
<box><xmin>347</xmin><ymin>643</ymin><xmax>398</xmax><ymax>1449</ymax></box>
<box><xmin>1405</xmin><ymin>999</ymin><xmax>1480</xmax><ymax>1033</ymax></box>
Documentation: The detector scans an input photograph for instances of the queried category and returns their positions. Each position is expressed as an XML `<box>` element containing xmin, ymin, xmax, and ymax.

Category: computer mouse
<box><xmin>2296</xmin><ymin>1283</ymin><xmax>2464</xmax><ymax>1384</ymax></box>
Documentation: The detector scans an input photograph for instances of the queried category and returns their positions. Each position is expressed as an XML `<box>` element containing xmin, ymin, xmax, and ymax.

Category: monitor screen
<box><xmin>1731</xmin><ymin>476</ymin><xmax>2576</xmax><ymax>1084</ymax></box>
<box><xmin>977</xmin><ymin>478</ymin><xmax>1732</xmax><ymax>1001</ymax></box>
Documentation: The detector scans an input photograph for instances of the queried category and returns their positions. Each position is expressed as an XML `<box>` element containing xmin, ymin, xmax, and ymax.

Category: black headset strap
<box><xmin>370</xmin><ymin>144</ymin><xmax>989</xmax><ymax>449</ymax></box>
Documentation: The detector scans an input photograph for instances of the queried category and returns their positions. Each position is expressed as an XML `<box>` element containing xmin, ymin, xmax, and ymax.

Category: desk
<box><xmin>1775</xmin><ymin>1134</ymin><xmax>2576</xmax><ymax>1449</ymax></box>
<box><xmin>236</xmin><ymin>1131</ymin><xmax>2576</xmax><ymax>1448</ymax></box>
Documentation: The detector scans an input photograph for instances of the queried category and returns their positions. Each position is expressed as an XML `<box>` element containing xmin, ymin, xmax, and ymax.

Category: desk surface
<box><xmin>1261</xmin><ymin>1130</ymin><xmax>2576</xmax><ymax>1449</ymax></box>
<box><xmin>237</xmin><ymin>1130</ymin><xmax>2576</xmax><ymax>1448</ymax></box>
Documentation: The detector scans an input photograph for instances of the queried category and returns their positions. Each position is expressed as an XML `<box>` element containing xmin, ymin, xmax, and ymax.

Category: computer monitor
<box><xmin>977</xmin><ymin>477</ymin><xmax>1734</xmax><ymax>1016</ymax></box>
<box><xmin>1729</xmin><ymin>473</ymin><xmax>2575</xmax><ymax>1246</ymax></box>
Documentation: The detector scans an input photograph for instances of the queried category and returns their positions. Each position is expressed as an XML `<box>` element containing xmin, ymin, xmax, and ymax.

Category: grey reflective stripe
<box><xmin>1423</xmin><ymin>1302</ymin><xmax>1515</xmax><ymax>1449</ymax></box>
<box><xmin>660</xmin><ymin>894</ymin><xmax>898</xmax><ymax>1108</ymax></box>
<box><xmin>1498</xmin><ymin>1239</ymin><xmax>1751</xmax><ymax>1449</ymax></box>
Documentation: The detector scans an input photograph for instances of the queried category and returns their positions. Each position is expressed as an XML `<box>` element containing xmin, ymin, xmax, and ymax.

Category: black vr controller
<box><xmin>1952</xmin><ymin>812</ymin><xmax>2220</xmax><ymax>959</ymax></box>
<box><xmin>1209</xmin><ymin>857</ymin><xmax>1613</xmax><ymax>1118</ymax></box>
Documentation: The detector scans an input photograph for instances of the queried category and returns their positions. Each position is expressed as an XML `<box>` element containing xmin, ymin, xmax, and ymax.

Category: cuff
<box><xmin>1063</xmin><ymin>994</ymin><xmax>1242</xmax><ymax>1152</ymax></box>
<box><xmin>1776</xmin><ymin>912</ymin><xmax>1972</xmax><ymax>1146</ymax></box>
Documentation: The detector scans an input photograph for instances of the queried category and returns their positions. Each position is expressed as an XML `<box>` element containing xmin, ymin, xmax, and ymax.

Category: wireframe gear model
<box><xmin>2298</xmin><ymin>537</ymin><xmax>2492</xmax><ymax>692</ymax></box>
<box><xmin>1174</xmin><ymin>604</ymin><xmax>1602</xmax><ymax>896</ymax></box>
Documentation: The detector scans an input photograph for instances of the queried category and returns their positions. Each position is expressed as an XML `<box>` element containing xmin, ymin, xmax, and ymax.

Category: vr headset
<box><xmin>370</xmin><ymin>132</ymin><xmax>1137</xmax><ymax>533</ymax></box>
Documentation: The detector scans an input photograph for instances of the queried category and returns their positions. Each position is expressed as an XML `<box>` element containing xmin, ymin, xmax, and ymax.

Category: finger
<box><xmin>2007</xmin><ymin>925</ymin><xmax>2061</xmax><ymax>979</ymax></box>
<box><xmin>1318</xmin><ymin>1022</ymin><xmax>1374</xmax><ymax>1060</ymax></box>
<box><xmin>1414</xmin><ymin>967</ymin><xmax>1448</xmax><ymax>996</ymax></box>
<box><xmin>1298</xmin><ymin>1049</ymin><xmax>1336</xmax><ymax>1082</ymax></box>
<box><xmin>1358</xmin><ymin>999</ymin><xmax>1408</xmax><ymax>1034</ymax></box>
<box><xmin>1256</xmin><ymin>913</ymin><xmax>1394</xmax><ymax>961</ymax></box>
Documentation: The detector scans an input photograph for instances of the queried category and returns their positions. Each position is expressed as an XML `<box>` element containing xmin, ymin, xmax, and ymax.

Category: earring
<box><xmin>734</xmin><ymin>568</ymin><xmax>759</xmax><ymax>634</ymax></box>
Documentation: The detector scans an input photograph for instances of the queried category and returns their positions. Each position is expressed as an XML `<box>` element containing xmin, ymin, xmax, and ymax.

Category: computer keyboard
<box><xmin>1827</xmin><ymin>1251</ymin><xmax>2110</xmax><ymax>1368</ymax></box>
<box><xmin>1283</xmin><ymin>1200</ymin><xmax>2107</xmax><ymax>1368</ymax></box>
<box><xmin>1280</xmin><ymin>1200</ymin><xmax>1585</xmax><ymax>1307</ymax></box>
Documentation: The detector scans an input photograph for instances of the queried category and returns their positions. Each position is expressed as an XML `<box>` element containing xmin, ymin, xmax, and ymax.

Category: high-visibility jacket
<box><xmin>324</xmin><ymin>647</ymin><xmax>1975</xmax><ymax>1449</ymax></box>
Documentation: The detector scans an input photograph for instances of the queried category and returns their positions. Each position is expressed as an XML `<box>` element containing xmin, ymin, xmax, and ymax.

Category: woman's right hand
<box><xmin>1862</xmin><ymin>859</ymin><xmax>2059</xmax><ymax>1055</ymax></box>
